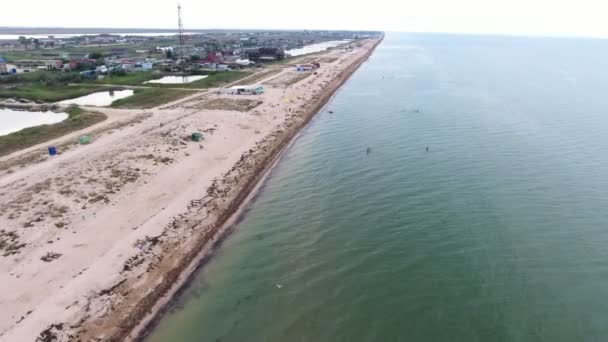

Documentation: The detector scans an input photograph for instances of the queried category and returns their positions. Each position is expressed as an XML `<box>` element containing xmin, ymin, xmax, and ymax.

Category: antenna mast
<box><xmin>177</xmin><ymin>3</ymin><xmax>186</xmax><ymax>72</ymax></box>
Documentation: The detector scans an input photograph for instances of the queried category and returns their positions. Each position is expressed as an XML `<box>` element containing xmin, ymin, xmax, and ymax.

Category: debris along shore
<box><xmin>0</xmin><ymin>37</ymin><xmax>383</xmax><ymax>342</ymax></box>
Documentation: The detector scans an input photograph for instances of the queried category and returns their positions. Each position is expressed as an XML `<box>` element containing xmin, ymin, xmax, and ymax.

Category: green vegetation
<box><xmin>0</xmin><ymin>69</ymin><xmax>121</xmax><ymax>102</ymax></box>
<box><xmin>94</xmin><ymin>71</ymin><xmax>162</xmax><ymax>86</ymax></box>
<box><xmin>93</xmin><ymin>70</ymin><xmax>250</xmax><ymax>88</ymax></box>
<box><xmin>175</xmin><ymin>71</ymin><xmax>252</xmax><ymax>89</ymax></box>
<box><xmin>88</xmin><ymin>51</ymin><xmax>103</xmax><ymax>60</ymax></box>
<box><xmin>0</xmin><ymin>84</ymin><xmax>119</xmax><ymax>102</ymax></box>
<box><xmin>0</xmin><ymin>105</ymin><xmax>107</xmax><ymax>157</ymax></box>
<box><xmin>0</xmin><ymin>70</ymin><xmax>83</xmax><ymax>85</ymax></box>
<box><xmin>0</xmin><ymin>50</ymin><xmax>38</xmax><ymax>63</ymax></box>
<box><xmin>65</xmin><ymin>105</ymin><xmax>84</xmax><ymax>116</ymax></box>
<box><xmin>110</xmin><ymin>88</ymin><xmax>194</xmax><ymax>109</ymax></box>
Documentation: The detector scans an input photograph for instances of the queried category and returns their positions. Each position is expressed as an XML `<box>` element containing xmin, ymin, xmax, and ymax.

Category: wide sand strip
<box><xmin>0</xmin><ymin>37</ymin><xmax>382</xmax><ymax>342</ymax></box>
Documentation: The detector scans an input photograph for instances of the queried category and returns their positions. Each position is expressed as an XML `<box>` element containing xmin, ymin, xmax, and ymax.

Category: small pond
<box><xmin>145</xmin><ymin>75</ymin><xmax>208</xmax><ymax>84</ymax></box>
<box><xmin>286</xmin><ymin>40</ymin><xmax>351</xmax><ymax>56</ymax></box>
<box><xmin>59</xmin><ymin>89</ymin><xmax>134</xmax><ymax>107</ymax></box>
<box><xmin>0</xmin><ymin>108</ymin><xmax>68</xmax><ymax>136</ymax></box>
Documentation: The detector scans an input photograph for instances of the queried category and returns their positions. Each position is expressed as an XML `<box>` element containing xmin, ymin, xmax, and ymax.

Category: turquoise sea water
<box><xmin>146</xmin><ymin>33</ymin><xmax>608</xmax><ymax>342</ymax></box>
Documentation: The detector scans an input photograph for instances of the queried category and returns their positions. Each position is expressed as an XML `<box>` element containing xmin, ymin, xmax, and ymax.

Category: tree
<box><xmin>109</xmin><ymin>68</ymin><xmax>126</xmax><ymax>76</ymax></box>
<box><xmin>18</xmin><ymin>36</ymin><xmax>31</xmax><ymax>49</ymax></box>
<box><xmin>165</xmin><ymin>49</ymin><xmax>173</xmax><ymax>59</ymax></box>
<box><xmin>89</xmin><ymin>51</ymin><xmax>103</xmax><ymax>60</ymax></box>
<box><xmin>190</xmin><ymin>55</ymin><xmax>200</xmax><ymax>62</ymax></box>
<box><xmin>75</xmin><ymin>62</ymin><xmax>95</xmax><ymax>71</ymax></box>
<box><xmin>33</xmin><ymin>39</ymin><xmax>40</xmax><ymax>49</ymax></box>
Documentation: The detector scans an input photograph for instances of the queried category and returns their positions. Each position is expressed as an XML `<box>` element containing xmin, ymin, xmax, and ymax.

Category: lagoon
<box><xmin>0</xmin><ymin>108</ymin><xmax>68</xmax><ymax>136</ymax></box>
<box><xmin>286</xmin><ymin>40</ymin><xmax>351</xmax><ymax>56</ymax></box>
<box><xmin>59</xmin><ymin>90</ymin><xmax>134</xmax><ymax>107</ymax></box>
<box><xmin>145</xmin><ymin>75</ymin><xmax>208</xmax><ymax>84</ymax></box>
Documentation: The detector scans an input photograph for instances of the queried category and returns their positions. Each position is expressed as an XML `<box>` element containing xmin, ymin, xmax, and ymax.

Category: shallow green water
<box><xmin>146</xmin><ymin>33</ymin><xmax>608</xmax><ymax>342</ymax></box>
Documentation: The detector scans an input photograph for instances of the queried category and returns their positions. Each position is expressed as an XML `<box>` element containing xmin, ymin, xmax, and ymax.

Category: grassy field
<box><xmin>0</xmin><ymin>105</ymin><xmax>107</xmax><ymax>157</ymax></box>
<box><xmin>95</xmin><ymin>71</ymin><xmax>250</xmax><ymax>88</ymax></box>
<box><xmin>172</xmin><ymin>71</ymin><xmax>252</xmax><ymax>89</ymax></box>
<box><xmin>0</xmin><ymin>50</ymin><xmax>39</xmax><ymax>62</ymax></box>
<box><xmin>0</xmin><ymin>70</ymin><xmax>83</xmax><ymax>85</ymax></box>
<box><xmin>110</xmin><ymin>88</ymin><xmax>194</xmax><ymax>109</ymax></box>
<box><xmin>0</xmin><ymin>84</ymin><xmax>121</xmax><ymax>102</ymax></box>
<box><xmin>94</xmin><ymin>71</ymin><xmax>162</xmax><ymax>86</ymax></box>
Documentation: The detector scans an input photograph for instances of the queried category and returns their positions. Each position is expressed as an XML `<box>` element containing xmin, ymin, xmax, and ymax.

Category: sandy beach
<box><xmin>0</xmin><ymin>37</ymin><xmax>382</xmax><ymax>342</ymax></box>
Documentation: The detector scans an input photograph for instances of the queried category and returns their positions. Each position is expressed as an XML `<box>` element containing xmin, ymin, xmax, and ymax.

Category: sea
<box><xmin>144</xmin><ymin>32</ymin><xmax>608</xmax><ymax>342</ymax></box>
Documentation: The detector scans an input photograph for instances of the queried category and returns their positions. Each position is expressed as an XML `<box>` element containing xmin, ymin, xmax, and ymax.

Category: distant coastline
<box><xmin>0</xmin><ymin>27</ymin><xmax>381</xmax><ymax>35</ymax></box>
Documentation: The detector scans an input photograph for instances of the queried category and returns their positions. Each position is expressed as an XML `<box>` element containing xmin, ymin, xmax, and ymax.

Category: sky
<box><xmin>4</xmin><ymin>0</ymin><xmax>608</xmax><ymax>38</ymax></box>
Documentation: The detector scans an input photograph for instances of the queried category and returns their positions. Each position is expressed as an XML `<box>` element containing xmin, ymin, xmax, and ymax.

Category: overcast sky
<box><xmin>4</xmin><ymin>0</ymin><xmax>608</xmax><ymax>38</ymax></box>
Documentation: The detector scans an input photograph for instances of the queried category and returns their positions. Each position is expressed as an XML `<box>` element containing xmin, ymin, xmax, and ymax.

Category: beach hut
<box><xmin>295</xmin><ymin>64</ymin><xmax>315</xmax><ymax>72</ymax></box>
<box><xmin>0</xmin><ymin>57</ymin><xmax>8</xmax><ymax>75</ymax></box>
<box><xmin>227</xmin><ymin>84</ymin><xmax>264</xmax><ymax>95</ymax></box>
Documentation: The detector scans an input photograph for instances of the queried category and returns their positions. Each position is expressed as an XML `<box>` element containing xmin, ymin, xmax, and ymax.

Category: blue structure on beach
<box><xmin>0</xmin><ymin>57</ymin><xmax>8</xmax><ymax>75</ymax></box>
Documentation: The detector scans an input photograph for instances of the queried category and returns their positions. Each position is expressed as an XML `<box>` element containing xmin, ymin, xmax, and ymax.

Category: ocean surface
<box><xmin>145</xmin><ymin>33</ymin><xmax>608</xmax><ymax>341</ymax></box>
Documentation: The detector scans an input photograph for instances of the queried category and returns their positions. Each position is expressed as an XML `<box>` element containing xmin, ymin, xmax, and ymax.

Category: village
<box><xmin>0</xmin><ymin>30</ymin><xmax>373</xmax><ymax>75</ymax></box>
<box><xmin>0</xmin><ymin>29</ymin><xmax>381</xmax><ymax>113</ymax></box>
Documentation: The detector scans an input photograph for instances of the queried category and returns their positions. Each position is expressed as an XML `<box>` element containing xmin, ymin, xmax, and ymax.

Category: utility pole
<box><xmin>177</xmin><ymin>3</ymin><xmax>186</xmax><ymax>73</ymax></box>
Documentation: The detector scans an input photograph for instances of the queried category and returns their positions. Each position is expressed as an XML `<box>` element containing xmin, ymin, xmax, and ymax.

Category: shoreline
<box><xmin>128</xmin><ymin>36</ymin><xmax>384</xmax><ymax>341</ymax></box>
<box><xmin>0</xmin><ymin>36</ymin><xmax>383</xmax><ymax>342</ymax></box>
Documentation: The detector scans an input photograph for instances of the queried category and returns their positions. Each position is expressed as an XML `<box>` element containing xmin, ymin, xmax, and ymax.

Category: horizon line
<box><xmin>2</xmin><ymin>27</ymin><xmax>608</xmax><ymax>40</ymax></box>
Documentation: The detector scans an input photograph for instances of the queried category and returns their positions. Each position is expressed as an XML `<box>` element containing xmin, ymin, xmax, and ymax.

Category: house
<box><xmin>0</xmin><ymin>57</ymin><xmax>7</xmax><ymax>75</ymax></box>
<box><xmin>227</xmin><ymin>84</ymin><xmax>264</xmax><ymax>95</ymax></box>
<box><xmin>96</xmin><ymin>65</ymin><xmax>108</xmax><ymax>74</ymax></box>
<box><xmin>69</xmin><ymin>59</ymin><xmax>96</xmax><ymax>70</ymax></box>
<box><xmin>235</xmin><ymin>59</ymin><xmax>252</xmax><ymax>66</ymax></box>
<box><xmin>198</xmin><ymin>62</ymin><xmax>217</xmax><ymax>70</ymax></box>
<box><xmin>222</xmin><ymin>55</ymin><xmax>238</xmax><ymax>64</ymax></box>
<box><xmin>80</xmin><ymin>70</ymin><xmax>97</xmax><ymax>79</ymax></box>
<box><xmin>121</xmin><ymin>63</ymin><xmax>135</xmax><ymax>71</ymax></box>
<box><xmin>44</xmin><ymin>60</ymin><xmax>63</xmax><ymax>70</ymax></box>
<box><xmin>141</xmin><ymin>62</ymin><xmax>154</xmax><ymax>71</ymax></box>
<box><xmin>216</xmin><ymin>64</ymin><xmax>231</xmax><ymax>72</ymax></box>
<box><xmin>206</xmin><ymin>52</ymin><xmax>223</xmax><ymax>63</ymax></box>
<box><xmin>133</xmin><ymin>62</ymin><xmax>153</xmax><ymax>72</ymax></box>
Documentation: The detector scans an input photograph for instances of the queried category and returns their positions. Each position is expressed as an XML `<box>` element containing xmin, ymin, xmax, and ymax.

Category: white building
<box><xmin>226</xmin><ymin>84</ymin><xmax>264</xmax><ymax>95</ymax></box>
<box><xmin>0</xmin><ymin>57</ymin><xmax>9</xmax><ymax>74</ymax></box>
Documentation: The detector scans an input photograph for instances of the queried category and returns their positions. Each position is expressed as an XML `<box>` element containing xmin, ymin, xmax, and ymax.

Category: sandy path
<box><xmin>0</xmin><ymin>38</ymin><xmax>382</xmax><ymax>342</ymax></box>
